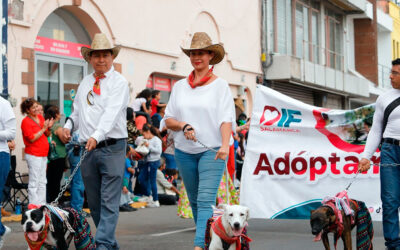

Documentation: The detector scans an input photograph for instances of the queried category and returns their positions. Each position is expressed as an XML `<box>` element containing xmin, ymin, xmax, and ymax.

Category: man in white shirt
<box><xmin>359</xmin><ymin>58</ymin><xmax>400</xmax><ymax>250</ymax></box>
<box><xmin>0</xmin><ymin>95</ymin><xmax>16</xmax><ymax>248</ymax></box>
<box><xmin>63</xmin><ymin>33</ymin><xmax>129</xmax><ymax>250</ymax></box>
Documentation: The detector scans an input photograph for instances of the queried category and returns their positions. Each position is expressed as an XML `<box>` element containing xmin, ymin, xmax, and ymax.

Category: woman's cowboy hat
<box><xmin>81</xmin><ymin>33</ymin><xmax>121</xmax><ymax>62</ymax></box>
<box><xmin>181</xmin><ymin>32</ymin><xmax>225</xmax><ymax>65</ymax></box>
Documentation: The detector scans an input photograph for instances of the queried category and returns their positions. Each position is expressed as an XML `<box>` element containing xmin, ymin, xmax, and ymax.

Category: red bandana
<box><xmin>211</xmin><ymin>216</ymin><xmax>252</xmax><ymax>250</ymax></box>
<box><xmin>93</xmin><ymin>73</ymin><xmax>106</xmax><ymax>95</ymax></box>
<box><xmin>187</xmin><ymin>66</ymin><xmax>214</xmax><ymax>88</ymax></box>
<box><xmin>24</xmin><ymin>214</ymin><xmax>50</xmax><ymax>250</ymax></box>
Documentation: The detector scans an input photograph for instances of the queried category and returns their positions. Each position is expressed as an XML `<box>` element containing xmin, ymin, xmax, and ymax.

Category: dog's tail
<box><xmin>356</xmin><ymin>201</ymin><xmax>374</xmax><ymax>250</ymax></box>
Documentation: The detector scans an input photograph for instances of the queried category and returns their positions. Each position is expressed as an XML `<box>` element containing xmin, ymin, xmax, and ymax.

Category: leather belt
<box><xmin>382</xmin><ymin>138</ymin><xmax>400</xmax><ymax>146</ymax></box>
<box><xmin>83</xmin><ymin>138</ymin><xmax>119</xmax><ymax>149</ymax></box>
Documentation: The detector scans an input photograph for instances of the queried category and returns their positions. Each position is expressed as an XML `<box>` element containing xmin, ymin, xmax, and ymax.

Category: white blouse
<box><xmin>163</xmin><ymin>77</ymin><xmax>236</xmax><ymax>154</ymax></box>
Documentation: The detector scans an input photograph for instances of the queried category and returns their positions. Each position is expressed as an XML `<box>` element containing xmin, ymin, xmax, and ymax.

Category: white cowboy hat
<box><xmin>181</xmin><ymin>32</ymin><xmax>225</xmax><ymax>65</ymax></box>
<box><xmin>81</xmin><ymin>33</ymin><xmax>120</xmax><ymax>62</ymax></box>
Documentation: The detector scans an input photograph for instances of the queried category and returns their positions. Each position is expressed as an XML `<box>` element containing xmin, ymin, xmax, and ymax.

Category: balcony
<box><xmin>327</xmin><ymin>0</ymin><xmax>371</xmax><ymax>13</ymax></box>
<box><xmin>265</xmin><ymin>53</ymin><xmax>370</xmax><ymax>97</ymax></box>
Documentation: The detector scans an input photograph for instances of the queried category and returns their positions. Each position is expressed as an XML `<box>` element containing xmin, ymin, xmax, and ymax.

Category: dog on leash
<box><xmin>208</xmin><ymin>204</ymin><xmax>251</xmax><ymax>250</ymax></box>
<box><xmin>310</xmin><ymin>199</ymin><xmax>373</xmax><ymax>250</ymax></box>
<box><xmin>22</xmin><ymin>205</ymin><xmax>75</xmax><ymax>250</ymax></box>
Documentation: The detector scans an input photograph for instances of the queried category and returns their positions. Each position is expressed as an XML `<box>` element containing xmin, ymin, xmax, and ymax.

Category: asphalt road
<box><xmin>2</xmin><ymin>205</ymin><xmax>386</xmax><ymax>250</ymax></box>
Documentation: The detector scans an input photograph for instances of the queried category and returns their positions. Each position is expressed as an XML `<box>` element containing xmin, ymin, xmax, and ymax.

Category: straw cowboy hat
<box><xmin>81</xmin><ymin>33</ymin><xmax>120</xmax><ymax>62</ymax></box>
<box><xmin>181</xmin><ymin>32</ymin><xmax>225</xmax><ymax>65</ymax></box>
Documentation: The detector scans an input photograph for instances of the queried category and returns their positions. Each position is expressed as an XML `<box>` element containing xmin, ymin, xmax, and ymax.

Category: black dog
<box><xmin>22</xmin><ymin>206</ymin><xmax>75</xmax><ymax>250</ymax></box>
<box><xmin>310</xmin><ymin>199</ymin><xmax>373</xmax><ymax>250</ymax></box>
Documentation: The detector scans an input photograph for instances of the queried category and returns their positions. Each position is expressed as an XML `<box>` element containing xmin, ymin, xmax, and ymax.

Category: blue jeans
<box><xmin>174</xmin><ymin>148</ymin><xmax>225</xmax><ymax>248</ymax></box>
<box><xmin>68</xmin><ymin>147</ymin><xmax>85</xmax><ymax>212</ymax></box>
<box><xmin>136</xmin><ymin>160</ymin><xmax>150</xmax><ymax>196</ymax></box>
<box><xmin>0</xmin><ymin>152</ymin><xmax>10</xmax><ymax>236</ymax></box>
<box><xmin>381</xmin><ymin>142</ymin><xmax>400</xmax><ymax>249</ymax></box>
<box><xmin>143</xmin><ymin>160</ymin><xmax>160</xmax><ymax>201</ymax></box>
<box><xmin>163</xmin><ymin>153</ymin><xmax>177</xmax><ymax>169</ymax></box>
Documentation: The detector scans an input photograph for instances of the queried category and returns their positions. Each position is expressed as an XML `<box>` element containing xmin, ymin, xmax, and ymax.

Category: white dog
<box><xmin>209</xmin><ymin>204</ymin><xmax>250</xmax><ymax>250</ymax></box>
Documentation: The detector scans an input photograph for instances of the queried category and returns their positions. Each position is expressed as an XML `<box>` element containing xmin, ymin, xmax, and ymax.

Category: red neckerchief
<box><xmin>211</xmin><ymin>216</ymin><xmax>252</xmax><ymax>250</ymax></box>
<box><xmin>93</xmin><ymin>73</ymin><xmax>106</xmax><ymax>95</ymax></box>
<box><xmin>323</xmin><ymin>201</ymin><xmax>344</xmax><ymax>250</ymax></box>
<box><xmin>24</xmin><ymin>214</ymin><xmax>50</xmax><ymax>250</ymax></box>
<box><xmin>187</xmin><ymin>66</ymin><xmax>214</xmax><ymax>88</ymax></box>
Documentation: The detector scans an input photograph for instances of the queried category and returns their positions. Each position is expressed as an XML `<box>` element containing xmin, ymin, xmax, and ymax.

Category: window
<box><xmin>325</xmin><ymin>9</ymin><xmax>343</xmax><ymax>70</ymax></box>
<box><xmin>274</xmin><ymin>0</ymin><xmax>292</xmax><ymax>55</ymax></box>
<box><xmin>394</xmin><ymin>40</ymin><xmax>396</xmax><ymax>60</ymax></box>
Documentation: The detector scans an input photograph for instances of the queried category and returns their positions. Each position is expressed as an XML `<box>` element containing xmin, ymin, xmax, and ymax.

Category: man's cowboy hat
<box><xmin>181</xmin><ymin>32</ymin><xmax>225</xmax><ymax>65</ymax></box>
<box><xmin>81</xmin><ymin>33</ymin><xmax>120</xmax><ymax>62</ymax></box>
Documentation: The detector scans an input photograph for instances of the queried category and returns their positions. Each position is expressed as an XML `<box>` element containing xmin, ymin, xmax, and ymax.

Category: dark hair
<box><xmin>165</xmin><ymin>168</ymin><xmax>178</xmax><ymax>176</ymax></box>
<box><xmin>136</xmin><ymin>89</ymin><xmax>152</xmax><ymax>100</ymax></box>
<box><xmin>44</xmin><ymin>105</ymin><xmax>60</xmax><ymax>120</ymax></box>
<box><xmin>127</xmin><ymin>107</ymin><xmax>134</xmax><ymax>121</ymax></box>
<box><xmin>142</xmin><ymin>123</ymin><xmax>161</xmax><ymax>139</ymax></box>
<box><xmin>393</xmin><ymin>58</ymin><xmax>400</xmax><ymax>66</ymax></box>
<box><xmin>20</xmin><ymin>98</ymin><xmax>36</xmax><ymax>115</ymax></box>
<box><xmin>238</xmin><ymin>113</ymin><xmax>247</xmax><ymax>121</ymax></box>
<box><xmin>152</xmin><ymin>90</ymin><xmax>161</xmax><ymax>98</ymax></box>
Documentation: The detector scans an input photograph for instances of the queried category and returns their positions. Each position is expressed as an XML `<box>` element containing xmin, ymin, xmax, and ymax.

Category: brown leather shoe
<box><xmin>1</xmin><ymin>208</ymin><xmax>11</xmax><ymax>217</ymax></box>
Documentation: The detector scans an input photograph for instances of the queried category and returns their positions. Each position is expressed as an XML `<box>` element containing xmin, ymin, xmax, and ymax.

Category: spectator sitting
<box><xmin>151</xmin><ymin>105</ymin><xmax>165</xmax><ymax>131</ymax></box>
<box><xmin>120</xmin><ymin>145</ymin><xmax>137</xmax><ymax>212</ymax></box>
<box><xmin>131</xmin><ymin>89</ymin><xmax>152</xmax><ymax>123</ymax></box>
<box><xmin>150</xmin><ymin>90</ymin><xmax>167</xmax><ymax>117</ymax></box>
<box><xmin>157</xmin><ymin>158</ymin><xmax>180</xmax><ymax>205</ymax></box>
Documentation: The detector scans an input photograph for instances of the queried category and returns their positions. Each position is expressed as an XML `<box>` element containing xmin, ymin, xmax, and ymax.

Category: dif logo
<box><xmin>260</xmin><ymin>105</ymin><xmax>302</xmax><ymax>127</ymax></box>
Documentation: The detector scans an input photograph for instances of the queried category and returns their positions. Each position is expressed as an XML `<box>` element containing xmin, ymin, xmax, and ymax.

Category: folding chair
<box><xmin>2</xmin><ymin>155</ymin><xmax>29</xmax><ymax>210</ymax></box>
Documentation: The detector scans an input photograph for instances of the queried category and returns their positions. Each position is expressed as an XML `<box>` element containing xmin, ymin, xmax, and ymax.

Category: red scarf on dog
<box><xmin>211</xmin><ymin>216</ymin><xmax>252</xmax><ymax>250</ymax></box>
<box><xmin>24</xmin><ymin>213</ymin><xmax>50</xmax><ymax>250</ymax></box>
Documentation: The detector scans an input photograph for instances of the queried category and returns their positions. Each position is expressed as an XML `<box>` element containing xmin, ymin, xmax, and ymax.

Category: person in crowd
<box><xmin>36</xmin><ymin>102</ymin><xmax>44</xmax><ymax>117</ymax></box>
<box><xmin>151</xmin><ymin>105</ymin><xmax>165</xmax><ymax>130</ymax></box>
<box><xmin>62</xmin><ymin>33</ymin><xmax>129</xmax><ymax>249</ymax></box>
<box><xmin>44</xmin><ymin>105</ymin><xmax>68</xmax><ymax>203</ymax></box>
<box><xmin>235</xmin><ymin>132</ymin><xmax>245</xmax><ymax>182</ymax></box>
<box><xmin>131</xmin><ymin>89</ymin><xmax>152</xmax><ymax>123</ymax></box>
<box><xmin>21</xmin><ymin>98</ymin><xmax>54</xmax><ymax>205</ymax></box>
<box><xmin>156</xmin><ymin>158</ymin><xmax>180</xmax><ymax>205</ymax></box>
<box><xmin>1</xmin><ymin>140</ymin><xmax>15</xmax><ymax>217</ymax></box>
<box><xmin>150</xmin><ymin>90</ymin><xmax>166</xmax><ymax>117</ymax></box>
<box><xmin>65</xmin><ymin>130</ymin><xmax>87</xmax><ymax>215</ymax></box>
<box><xmin>163</xmin><ymin>130</ymin><xmax>177</xmax><ymax>170</ymax></box>
<box><xmin>127</xmin><ymin>107</ymin><xmax>140</xmax><ymax>147</ymax></box>
<box><xmin>120</xmin><ymin>145</ymin><xmax>136</xmax><ymax>212</ymax></box>
<box><xmin>359</xmin><ymin>58</ymin><xmax>400</xmax><ymax>250</ymax></box>
<box><xmin>0</xmin><ymin>96</ymin><xmax>16</xmax><ymax>247</ymax></box>
<box><xmin>163</xmin><ymin>32</ymin><xmax>235</xmax><ymax>249</ymax></box>
<box><xmin>140</xmin><ymin>124</ymin><xmax>162</xmax><ymax>208</ymax></box>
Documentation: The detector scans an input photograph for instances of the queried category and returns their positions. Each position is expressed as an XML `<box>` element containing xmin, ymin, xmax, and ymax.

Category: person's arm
<box><xmin>0</xmin><ymin>102</ymin><xmax>16</xmax><ymax>141</ymax></box>
<box><xmin>157</xmin><ymin>103</ymin><xmax>167</xmax><ymax>108</ymax></box>
<box><xmin>156</xmin><ymin>170</ymin><xmax>173</xmax><ymax>189</ymax></box>
<box><xmin>141</xmin><ymin>102</ymin><xmax>151</xmax><ymax>114</ymax></box>
<box><xmin>215</xmin><ymin>122</ymin><xmax>232</xmax><ymax>160</ymax></box>
<box><xmin>54</xmin><ymin>125</ymin><xmax>69</xmax><ymax>144</ymax></box>
<box><xmin>170</xmin><ymin>185</ymin><xmax>180</xmax><ymax>195</ymax></box>
<box><xmin>148</xmin><ymin>137</ymin><xmax>162</xmax><ymax>155</ymax></box>
<box><xmin>359</xmin><ymin>101</ymin><xmax>384</xmax><ymax>172</ymax></box>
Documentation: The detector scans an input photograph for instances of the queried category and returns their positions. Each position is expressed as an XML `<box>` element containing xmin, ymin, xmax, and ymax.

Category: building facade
<box><xmin>7</xmin><ymin>0</ymin><xmax>262</xmax><ymax>168</ymax></box>
<box><xmin>262</xmin><ymin>0</ymin><xmax>391</xmax><ymax>109</ymax></box>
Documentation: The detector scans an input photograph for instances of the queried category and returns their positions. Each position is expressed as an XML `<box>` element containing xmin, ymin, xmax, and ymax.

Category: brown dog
<box><xmin>310</xmin><ymin>200</ymin><xmax>359</xmax><ymax>250</ymax></box>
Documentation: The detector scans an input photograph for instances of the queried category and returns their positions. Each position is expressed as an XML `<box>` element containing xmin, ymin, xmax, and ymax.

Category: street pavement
<box><xmin>2</xmin><ymin>205</ymin><xmax>386</xmax><ymax>249</ymax></box>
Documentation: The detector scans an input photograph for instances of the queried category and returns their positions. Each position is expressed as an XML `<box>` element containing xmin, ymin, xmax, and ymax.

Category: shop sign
<box><xmin>146</xmin><ymin>75</ymin><xmax>153</xmax><ymax>88</ymax></box>
<box><xmin>154</xmin><ymin>77</ymin><xmax>171</xmax><ymax>92</ymax></box>
<box><xmin>34</xmin><ymin>36</ymin><xmax>89</xmax><ymax>59</ymax></box>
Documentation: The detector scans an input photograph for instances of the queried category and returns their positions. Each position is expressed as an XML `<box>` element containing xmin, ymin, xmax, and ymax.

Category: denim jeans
<box><xmin>68</xmin><ymin>147</ymin><xmax>85</xmax><ymax>212</ymax></box>
<box><xmin>0</xmin><ymin>152</ymin><xmax>10</xmax><ymax>236</ymax></box>
<box><xmin>381</xmin><ymin>142</ymin><xmax>400</xmax><ymax>249</ymax></box>
<box><xmin>136</xmin><ymin>160</ymin><xmax>150</xmax><ymax>197</ymax></box>
<box><xmin>174</xmin><ymin>148</ymin><xmax>225</xmax><ymax>248</ymax></box>
<box><xmin>143</xmin><ymin>160</ymin><xmax>160</xmax><ymax>201</ymax></box>
<box><xmin>163</xmin><ymin>153</ymin><xmax>177</xmax><ymax>169</ymax></box>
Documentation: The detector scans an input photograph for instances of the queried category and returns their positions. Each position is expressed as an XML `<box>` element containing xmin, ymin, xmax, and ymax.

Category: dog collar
<box><xmin>211</xmin><ymin>216</ymin><xmax>252</xmax><ymax>250</ymax></box>
<box><xmin>24</xmin><ymin>214</ymin><xmax>50</xmax><ymax>250</ymax></box>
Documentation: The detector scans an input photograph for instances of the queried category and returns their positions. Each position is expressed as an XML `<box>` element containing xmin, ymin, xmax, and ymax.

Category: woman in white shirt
<box><xmin>164</xmin><ymin>32</ymin><xmax>235</xmax><ymax>250</ymax></box>
<box><xmin>131</xmin><ymin>89</ymin><xmax>152</xmax><ymax>123</ymax></box>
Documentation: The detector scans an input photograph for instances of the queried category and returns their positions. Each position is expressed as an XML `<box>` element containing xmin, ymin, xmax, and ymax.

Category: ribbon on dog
<box><xmin>24</xmin><ymin>213</ymin><xmax>50</xmax><ymax>250</ymax></box>
<box><xmin>211</xmin><ymin>216</ymin><xmax>252</xmax><ymax>250</ymax></box>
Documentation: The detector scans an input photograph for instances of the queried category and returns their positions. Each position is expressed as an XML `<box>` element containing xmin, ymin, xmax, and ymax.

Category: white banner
<box><xmin>240</xmin><ymin>85</ymin><xmax>382</xmax><ymax>220</ymax></box>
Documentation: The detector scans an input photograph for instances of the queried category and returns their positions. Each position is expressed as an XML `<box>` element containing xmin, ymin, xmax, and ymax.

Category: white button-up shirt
<box><xmin>0</xmin><ymin>96</ymin><xmax>16</xmax><ymax>153</ymax></box>
<box><xmin>65</xmin><ymin>66</ymin><xmax>129</xmax><ymax>143</ymax></box>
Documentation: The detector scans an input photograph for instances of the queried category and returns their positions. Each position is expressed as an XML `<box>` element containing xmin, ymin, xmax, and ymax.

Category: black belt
<box><xmin>83</xmin><ymin>138</ymin><xmax>119</xmax><ymax>149</ymax></box>
<box><xmin>382</xmin><ymin>138</ymin><xmax>400</xmax><ymax>146</ymax></box>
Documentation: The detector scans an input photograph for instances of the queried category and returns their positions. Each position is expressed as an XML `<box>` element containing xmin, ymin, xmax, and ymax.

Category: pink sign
<box><xmin>146</xmin><ymin>75</ymin><xmax>153</xmax><ymax>88</ymax></box>
<box><xmin>34</xmin><ymin>36</ymin><xmax>89</xmax><ymax>59</ymax></box>
<box><xmin>154</xmin><ymin>77</ymin><xmax>171</xmax><ymax>92</ymax></box>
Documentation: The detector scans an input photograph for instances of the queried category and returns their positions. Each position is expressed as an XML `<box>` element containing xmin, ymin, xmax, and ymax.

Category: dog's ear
<box><xmin>245</xmin><ymin>207</ymin><xmax>250</xmax><ymax>221</ymax></box>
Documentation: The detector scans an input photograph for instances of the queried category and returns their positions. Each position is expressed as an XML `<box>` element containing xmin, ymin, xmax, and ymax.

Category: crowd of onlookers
<box><xmin>2</xmin><ymin>88</ymin><xmax>250</xmax><ymax>215</ymax></box>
